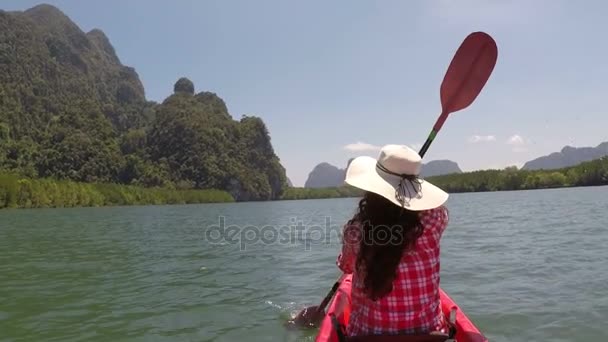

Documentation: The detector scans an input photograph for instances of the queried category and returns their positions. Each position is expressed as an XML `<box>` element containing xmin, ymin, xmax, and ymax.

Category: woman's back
<box><xmin>337</xmin><ymin>144</ymin><xmax>452</xmax><ymax>338</ymax></box>
<box><xmin>337</xmin><ymin>206</ymin><xmax>450</xmax><ymax>337</ymax></box>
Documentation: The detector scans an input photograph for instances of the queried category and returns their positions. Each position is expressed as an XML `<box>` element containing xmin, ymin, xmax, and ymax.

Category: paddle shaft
<box><xmin>315</xmin><ymin>278</ymin><xmax>341</xmax><ymax>314</ymax></box>
<box><xmin>418</xmin><ymin>111</ymin><xmax>448</xmax><ymax>158</ymax></box>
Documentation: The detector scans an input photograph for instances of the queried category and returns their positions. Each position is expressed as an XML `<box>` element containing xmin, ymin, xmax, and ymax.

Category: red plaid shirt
<box><xmin>336</xmin><ymin>206</ymin><xmax>450</xmax><ymax>337</ymax></box>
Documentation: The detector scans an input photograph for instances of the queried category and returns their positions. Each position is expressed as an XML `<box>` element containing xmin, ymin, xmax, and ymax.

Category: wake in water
<box><xmin>266</xmin><ymin>300</ymin><xmax>299</xmax><ymax>321</ymax></box>
<box><xmin>266</xmin><ymin>300</ymin><xmax>315</xmax><ymax>326</ymax></box>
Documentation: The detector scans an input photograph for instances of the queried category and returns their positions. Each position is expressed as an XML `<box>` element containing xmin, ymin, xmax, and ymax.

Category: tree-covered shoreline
<box><xmin>2</xmin><ymin>157</ymin><xmax>606</xmax><ymax>209</ymax></box>
<box><xmin>0</xmin><ymin>173</ymin><xmax>233</xmax><ymax>209</ymax></box>
<box><xmin>280</xmin><ymin>157</ymin><xmax>608</xmax><ymax>200</ymax></box>
<box><xmin>428</xmin><ymin>157</ymin><xmax>608</xmax><ymax>193</ymax></box>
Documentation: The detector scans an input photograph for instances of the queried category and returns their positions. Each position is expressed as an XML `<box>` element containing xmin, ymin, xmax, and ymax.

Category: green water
<box><xmin>1</xmin><ymin>186</ymin><xmax>607</xmax><ymax>342</ymax></box>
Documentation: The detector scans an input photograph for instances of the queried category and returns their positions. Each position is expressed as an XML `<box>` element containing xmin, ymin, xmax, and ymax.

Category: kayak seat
<box><xmin>330</xmin><ymin>312</ymin><xmax>453</xmax><ymax>342</ymax></box>
<box><xmin>344</xmin><ymin>332</ymin><xmax>450</xmax><ymax>342</ymax></box>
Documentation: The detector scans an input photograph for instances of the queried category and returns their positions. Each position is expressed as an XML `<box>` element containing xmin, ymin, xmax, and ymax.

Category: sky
<box><xmin>2</xmin><ymin>0</ymin><xmax>607</xmax><ymax>186</ymax></box>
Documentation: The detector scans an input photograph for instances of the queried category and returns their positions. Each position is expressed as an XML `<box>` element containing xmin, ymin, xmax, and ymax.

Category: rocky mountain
<box><xmin>0</xmin><ymin>4</ymin><xmax>287</xmax><ymax>200</ymax></box>
<box><xmin>304</xmin><ymin>159</ymin><xmax>462</xmax><ymax>188</ymax></box>
<box><xmin>304</xmin><ymin>163</ymin><xmax>346</xmax><ymax>188</ymax></box>
<box><xmin>146</xmin><ymin>81</ymin><xmax>286</xmax><ymax>200</ymax></box>
<box><xmin>421</xmin><ymin>160</ymin><xmax>462</xmax><ymax>177</ymax></box>
<box><xmin>523</xmin><ymin>142</ymin><xmax>608</xmax><ymax>170</ymax></box>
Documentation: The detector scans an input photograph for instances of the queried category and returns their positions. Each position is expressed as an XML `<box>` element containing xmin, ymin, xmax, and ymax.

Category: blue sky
<box><xmin>2</xmin><ymin>0</ymin><xmax>607</xmax><ymax>186</ymax></box>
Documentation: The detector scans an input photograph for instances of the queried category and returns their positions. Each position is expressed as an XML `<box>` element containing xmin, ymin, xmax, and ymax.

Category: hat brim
<box><xmin>344</xmin><ymin>156</ymin><xmax>449</xmax><ymax>211</ymax></box>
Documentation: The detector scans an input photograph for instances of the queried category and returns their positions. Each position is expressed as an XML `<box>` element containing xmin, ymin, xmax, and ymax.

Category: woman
<box><xmin>336</xmin><ymin>144</ymin><xmax>450</xmax><ymax>337</ymax></box>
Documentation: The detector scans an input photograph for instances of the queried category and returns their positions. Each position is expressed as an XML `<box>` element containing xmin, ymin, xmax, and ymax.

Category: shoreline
<box><xmin>2</xmin><ymin>156</ymin><xmax>607</xmax><ymax>210</ymax></box>
<box><xmin>2</xmin><ymin>183</ymin><xmax>606</xmax><ymax>211</ymax></box>
<box><xmin>279</xmin><ymin>182</ymin><xmax>607</xmax><ymax>201</ymax></box>
<box><xmin>0</xmin><ymin>173</ymin><xmax>234</xmax><ymax>210</ymax></box>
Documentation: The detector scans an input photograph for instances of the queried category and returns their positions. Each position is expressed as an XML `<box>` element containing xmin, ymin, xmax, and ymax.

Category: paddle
<box><xmin>287</xmin><ymin>275</ymin><xmax>343</xmax><ymax>328</ymax></box>
<box><xmin>288</xmin><ymin>31</ymin><xmax>498</xmax><ymax>329</ymax></box>
<box><xmin>419</xmin><ymin>31</ymin><xmax>498</xmax><ymax>157</ymax></box>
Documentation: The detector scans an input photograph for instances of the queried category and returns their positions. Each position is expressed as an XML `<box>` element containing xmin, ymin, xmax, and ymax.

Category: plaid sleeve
<box><xmin>336</xmin><ymin>223</ymin><xmax>361</xmax><ymax>274</ymax></box>
<box><xmin>420</xmin><ymin>205</ymin><xmax>449</xmax><ymax>241</ymax></box>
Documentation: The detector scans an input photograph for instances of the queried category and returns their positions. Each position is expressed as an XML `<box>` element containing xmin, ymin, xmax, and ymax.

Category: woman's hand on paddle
<box><xmin>288</xmin><ymin>305</ymin><xmax>325</xmax><ymax>328</ymax></box>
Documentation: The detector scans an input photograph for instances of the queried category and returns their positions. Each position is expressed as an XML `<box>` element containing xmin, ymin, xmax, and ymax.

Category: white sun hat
<box><xmin>344</xmin><ymin>144</ymin><xmax>449</xmax><ymax>211</ymax></box>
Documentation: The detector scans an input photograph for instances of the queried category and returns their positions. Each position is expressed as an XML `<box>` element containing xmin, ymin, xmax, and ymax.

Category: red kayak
<box><xmin>315</xmin><ymin>274</ymin><xmax>487</xmax><ymax>342</ymax></box>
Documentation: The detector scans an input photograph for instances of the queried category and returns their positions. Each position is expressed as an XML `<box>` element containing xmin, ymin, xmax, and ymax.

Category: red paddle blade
<box><xmin>440</xmin><ymin>31</ymin><xmax>498</xmax><ymax>114</ymax></box>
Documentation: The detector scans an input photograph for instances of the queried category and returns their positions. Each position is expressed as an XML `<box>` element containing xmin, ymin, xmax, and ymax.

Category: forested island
<box><xmin>0</xmin><ymin>4</ymin><xmax>287</xmax><ymax>206</ymax></box>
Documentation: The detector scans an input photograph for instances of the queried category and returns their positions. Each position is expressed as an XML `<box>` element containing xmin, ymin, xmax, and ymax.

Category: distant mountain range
<box><xmin>303</xmin><ymin>140</ymin><xmax>608</xmax><ymax>188</ymax></box>
<box><xmin>304</xmin><ymin>159</ymin><xmax>462</xmax><ymax>188</ymax></box>
<box><xmin>523</xmin><ymin>142</ymin><xmax>608</xmax><ymax>170</ymax></box>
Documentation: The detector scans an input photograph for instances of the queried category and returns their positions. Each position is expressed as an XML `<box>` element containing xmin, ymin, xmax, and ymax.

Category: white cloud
<box><xmin>468</xmin><ymin>135</ymin><xmax>496</xmax><ymax>143</ymax></box>
<box><xmin>506</xmin><ymin>135</ymin><xmax>528</xmax><ymax>152</ymax></box>
<box><xmin>507</xmin><ymin>134</ymin><xmax>525</xmax><ymax>145</ymax></box>
<box><xmin>343</xmin><ymin>142</ymin><xmax>381</xmax><ymax>152</ymax></box>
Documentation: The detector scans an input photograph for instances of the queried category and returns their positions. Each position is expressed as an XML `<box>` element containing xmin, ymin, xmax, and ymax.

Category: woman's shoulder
<box><xmin>420</xmin><ymin>205</ymin><xmax>448</xmax><ymax>219</ymax></box>
<box><xmin>419</xmin><ymin>205</ymin><xmax>449</xmax><ymax>234</ymax></box>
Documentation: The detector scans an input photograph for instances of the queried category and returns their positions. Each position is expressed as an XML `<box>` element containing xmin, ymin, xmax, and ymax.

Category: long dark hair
<box><xmin>348</xmin><ymin>191</ymin><xmax>424</xmax><ymax>301</ymax></box>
